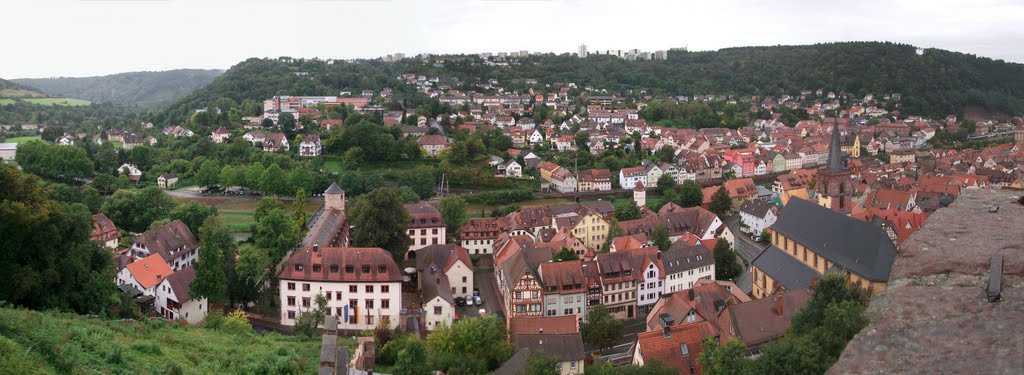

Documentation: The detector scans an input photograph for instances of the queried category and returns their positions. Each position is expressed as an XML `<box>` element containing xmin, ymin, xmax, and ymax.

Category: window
<box><xmin>302</xmin><ymin>283</ymin><xmax>310</xmax><ymax>291</ymax></box>
<box><xmin>335</xmin><ymin>291</ymin><xmax>342</xmax><ymax>300</ymax></box>
<box><xmin>336</xmin><ymin>308</ymin><xmax>343</xmax><ymax>316</ymax></box>
<box><xmin>462</xmin><ymin>276</ymin><xmax>467</xmax><ymax>283</ymax></box>
<box><xmin>362</xmin><ymin>265</ymin><xmax>371</xmax><ymax>273</ymax></box>
<box><xmin>302</xmin><ymin>297</ymin><xmax>310</xmax><ymax>307</ymax></box>
<box><xmin>516</xmin><ymin>305</ymin><xmax>526</xmax><ymax>313</ymax></box>
<box><xmin>287</xmin><ymin>296</ymin><xmax>295</xmax><ymax>306</ymax></box>
<box><xmin>350</xmin><ymin>285</ymin><xmax>357</xmax><ymax>293</ymax></box>
<box><xmin>366</xmin><ymin>315</ymin><xmax>373</xmax><ymax>325</ymax></box>
<box><xmin>345</xmin><ymin>265</ymin><xmax>354</xmax><ymax>273</ymax></box>
<box><xmin>381</xmin><ymin>299</ymin><xmax>390</xmax><ymax>309</ymax></box>
<box><xmin>312</xmin><ymin>264</ymin><xmax>321</xmax><ymax>273</ymax></box>
<box><xmin>381</xmin><ymin>285</ymin><xmax>389</xmax><ymax>293</ymax></box>
<box><xmin>350</xmin><ymin>299</ymin><xmax>358</xmax><ymax>308</ymax></box>
<box><xmin>287</xmin><ymin>311</ymin><xmax>295</xmax><ymax>319</ymax></box>
<box><xmin>294</xmin><ymin>264</ymin><xmax>303</xmax><ymax>271</ymax></box>
<box><xmin>366</xmin><ymin>300</ymin><xmax>374</xmax><ymax>309</ymax></box>
<box><xmin>434</xmin><ymin>306</ymin><xmax>443</xmax><ymax>315</ymax></box>
<box><xmin>378</xmin><ymin>265</ymin><xmax>387</xmax><ymax>274</ymax></box>
<box><xmin>326</xmin><ymin>293</ymin><xmax>332</xmax><ymax>300</ymax></box>
<box><xmin>366</xmin><ymin>285</ymin><xmax>374</xmax><ymax>293</ymax></box>
<box><xmin>287</xmin><ymin>282</ymin><xmax>295</xmax><ymax>291</ymax></box>
<box><xmin>330</xmin><ymin>265</ymin><xmax>339</xmax><ymax>273</ymax></box>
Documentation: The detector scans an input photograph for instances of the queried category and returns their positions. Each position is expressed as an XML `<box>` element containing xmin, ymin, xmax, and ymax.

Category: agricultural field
<box><xmin>0</xmin><ymin>98</ymin><xmax>15</xmax><ymax>105</ymax></box>
<box><xmin>22</xmin><ymin>97</ymin><xmax>91</xmax><ymax>106</ymax></box>
<box><xmin>0</xmin><ymin>307</ymin><xmax>325</xmax><ymax>374</ymax></box>
<box><xmin>2</xmin><ymin>136</ymin><xmax>41</xmax><ymax>143</ymax></box>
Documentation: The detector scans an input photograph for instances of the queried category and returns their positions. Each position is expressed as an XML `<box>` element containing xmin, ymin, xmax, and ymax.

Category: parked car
<box><xmin>474</xmin><ymin>296</ymin><xmax>483</xmax><ymax>306</ymax></box>
<box><xmin>455</xmin><ymin>297</ymin><xmax>466</xmax><ymax>306</ymax></box>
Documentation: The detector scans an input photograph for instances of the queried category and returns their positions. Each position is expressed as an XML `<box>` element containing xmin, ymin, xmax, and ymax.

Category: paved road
<box><xmin>722</xmin><ymin>214</ymin><xmax>768</xmax><ymax>294</ymax></box>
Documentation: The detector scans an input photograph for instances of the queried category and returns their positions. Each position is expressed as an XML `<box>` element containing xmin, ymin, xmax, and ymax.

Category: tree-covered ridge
<box><xmin>161</xmin><ymin>42</ymin><xmax>1024</xmax><ymax>124</ymax></box>
<box><xmin>13</xmin><ymin>69</ymin><xmax>223</xmax><ymax>108</ymax></box>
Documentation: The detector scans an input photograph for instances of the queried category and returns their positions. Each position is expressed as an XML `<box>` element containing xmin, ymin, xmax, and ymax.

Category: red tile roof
<box><xmin>279</xmin><ymin>247</ymin><xmax>402</xmax><ymax>283</ymax></box>
<box><xmin>125</xmin><ymin>254</ymin><xmax>173</xmax><ymax>289</ymax></box>
<box><xmin>635</xmin><ymin>323</ymin><xmax>704</xmax><ymax>374</ymax></box>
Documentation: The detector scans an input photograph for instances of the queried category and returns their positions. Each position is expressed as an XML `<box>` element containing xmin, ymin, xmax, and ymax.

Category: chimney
<box><xmin>313</xmin><ymin>243</ymin><xmax>319</xmax><ymax>253</ymax></box>
<box><xmin>688</xmin><ymin>289</ymin><xmax>694</xmax><ymax>300</ymax></box>
<box><xmin>658</xmin><ymin>313</ymin><xmax>675</xmax><ymax>337</ymax></box>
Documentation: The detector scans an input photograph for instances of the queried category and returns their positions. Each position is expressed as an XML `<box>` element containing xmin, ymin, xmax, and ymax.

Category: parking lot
<box><xmin>455</xmin><ymin>267</ymin><xmax>503</xmax><ymax>320</ymax></box>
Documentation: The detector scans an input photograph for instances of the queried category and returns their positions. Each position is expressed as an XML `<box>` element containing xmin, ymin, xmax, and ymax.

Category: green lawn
<box><xmin>22</xmin><ymin>97</ymin><xmax>91</xmax><ymax>106</ymax></box>
<box><xmin>321</xmin><ymin>160</ymin><xmax>343</xmax><ymax>173</ymax></box>
<box><xmin>0</xmin><ymin>98</ymin><xmax>15</xmax><ymax>105</ymax></box>
<box><xmin>170</xmin><ymin>195</ymin><xmax>322</xmax><ymax>232</ymax></box>
<box><xmin>3</xmin><ymin>136</ymin><xmax>41</xmax><ymax>144</ymax></box>
<box><xmin>108</xmin><ymin>141</ymin><xmax>124</xmax><ymax>149</ymax></box>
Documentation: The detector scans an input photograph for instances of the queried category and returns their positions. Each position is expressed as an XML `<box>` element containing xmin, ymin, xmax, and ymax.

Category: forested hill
<box><xmin>0</xmin><ymin>78</ymin><xmax>44</xmax><ymax>97</ymax></box>
<box><xmin>13</xmin><ymin>69</ymin><xmax>222</xmax><ymax>108</ymax></box>
<box><xmin>159</xmin><ymin>42</ymin><xmax>1024</xmax><ymax>124</ymax></box>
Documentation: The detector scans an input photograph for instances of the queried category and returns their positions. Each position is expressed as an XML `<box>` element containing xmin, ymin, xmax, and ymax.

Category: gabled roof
<box><xmin>279</xmin><ymin>247</ymin><xmax>402</xmax><ymax>283</ymax></box>
<box><xmin>662</xmin><ymin>243</ymin><xmax>714</xmax><ymax>275</ymax></box>
<box><xmin>751</xmin><ymin>245</ymin><xmax>819</xmax><ymax>291</ymax></box>
<box><xmin>771</xmin><ymin>198</ymin><xmax>897</xmax><ymax>282</ymax></box>
<box><xmin>512</xmin><ymin>333</ymin><xmax>585</xmax><ymax>362</ymax></box>
<box><xmin>165</xmin><ymin>266</ymin><xmax>196</xmax><ymax>303</ymax></box>
<box><xmin>728</xmin><ymin>288</ymin><xmax>811</xmax><ymax>348</ymax></box>
<box><xmin>125</xmin><ymin>254</ymin><xmax>173</xmax><ymax>289</ymax></box>
<box><xmin>739</xmin><ymin>199</ymin><xmax>774</xmax><ymax>218</ymax></box>
<box><xmin>635</xmin><ymin>323</ymin><xmax>704</xmax><ymax>374</ymax></box>
<box><xmin>134</xmin><ymin>220</ymin><xmax>198</xmax><ymax>262</ymax></box>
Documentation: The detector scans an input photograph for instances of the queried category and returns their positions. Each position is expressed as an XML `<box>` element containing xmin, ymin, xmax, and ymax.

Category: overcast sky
<box><xmin>4</xmin><ymin>0</ymin><xmax>1023</xmax><ymax>78</ymax></box>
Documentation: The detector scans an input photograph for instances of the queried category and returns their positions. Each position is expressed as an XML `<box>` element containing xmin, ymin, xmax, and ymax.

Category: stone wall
<box><xmin>829</xmin><ymin>190</ymin><xmax>1024</xmax><ymax>374</ymax></box>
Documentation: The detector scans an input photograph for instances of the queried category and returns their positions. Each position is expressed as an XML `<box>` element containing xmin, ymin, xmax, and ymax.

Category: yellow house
<box><xmin>750</xmin><ymin>198</ymin><xmax>895</xmax><ymax>299</ymax></box>
<box><xmin>568</xmin><ymin>212</ymin><xmax>609</xmax><ymax>252</ymax></box>
<box><xmin>841</xmin><ymin>134</ymin><xmax>861</xmax><ymax>158</ymax></box>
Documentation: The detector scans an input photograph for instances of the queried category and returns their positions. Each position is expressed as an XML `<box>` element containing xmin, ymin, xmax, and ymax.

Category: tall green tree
<box><xmin>260</xmin><ymin>163</ymin><xmax>287</xmax><ymax>196</ymax></box>
<box><xmin>437</xmin><ymin>196</ymin><xmax>466</xmax><ymax>241</ymax></box>
<box><xmin>244</xmin><ymin>162</ymin><xmax>265</xmax><ymax>191</ymax></box>
<box><xmin>581</xmin><ymin>304</ymin><xmax>623</xmax><ymax>350</ymax></box>
<box><xmin>191</xmin><ymin>216</ymin><xmax>231</xmax><ymax>304</ymax></box>
<box><xmin>677</xmin><ymin>180</ymin><xmax>703</xmax><ymax>207</ymax></box>
<box><xmin>615</xmin><ymin>199</ymin><xmax>642</xmax><ymax>221</ymax></box>
<box><xmin>553</xmin><ymin>247</ymin><xmax>580</xmax><ymax>262</ymax></box>
<box><xmin>101</xmin><ymin>186</ymin><xmax>176</xmax><ymax>232</ymax></box>
<box><xmin>656</xmin><ymin>174</ymin><xmax>676</xmax><ymax>193</ymax></box>
<box><xmin>292</xmin><ymin>188</ymin><xmax>308</xmax><ymax>230</ymax></box>
<box><xmin>710</xmin><ymin>186</ymin><xmax>732</xmax><ymax>216</ymax></box>
<box><xmin>652</xmin><ymin>223</ymin><xmax>670</xmax><ymax>251</ymax></box>
<box><xmin>426</xmin><ymin>316</ymin><xmax>514</xmax><ymax>372</ymax></box>
<box><xmin>348</xmin><ymin>188</ymin><xmax>412</xmax><ymax>260</ymax></box>
<box><xmin>195</xmin><ymin>159</ymin><xmax>221</xmax><ymax>188</ymax></box>
<box><xmin>0</xmin><ymin>167</ymin><xmax>115</xmax><ymax>314</ymax></box>
<box><xmin>713</xmin><ymin>239</ymin><xmax>742</xmax><ymax>281</ymax></box>
<box><xmin>253</xmin><ymin>197</ymin><xmax>286</xmax><ymax>223</ymax></box>
<box><xmin>252</xmin><ymin>208</ymin><xmax>301</xmax><ymax>261</ymax></box>
<box><xmin>235</xmin><ymin>244</ymin><xmax>270</xmax><ymax>304</ymax></box>
<box><xmin>294</xmin><ymin>293</ymin><xmax>328</xmax><ymax>338</ymax></box>
<box><xmin>289</xmin><ymin>167</ymin><xmax>314</xmax><ymax>194</ymax></box>
<box><xmin>523</xmin><ymin>350</ymin><xmax>560</xmax><ymax>375</ymax></box>
<box><xmin>169</xmin><ymin>201</ymin><xmax>219</xmax><ymax>234</ymax></box>
<box><xmin>699</xmin><ymin>338</ymin><xmax>753</xmax><ymax>375</ymax></box>
<box><xmin>602</xmin><ymin>218</ymin><xmax>622</xmax><ymax>252</ymax></box>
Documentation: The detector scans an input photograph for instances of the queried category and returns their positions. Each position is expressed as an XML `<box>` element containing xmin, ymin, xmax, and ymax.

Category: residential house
<box><xmin>131</xmin><ymin>220</ymin><xmax>199</xmax><ymax>271</ymax></box>
<box><xmin>405</xmin><ymin>203</ymin><xmax>446</xmax><ymax>254</ymax></box>
<box><xmin>459</xmin><ymin>217</ymin><xmax>513</xmax><ymax>255</ymax></box>
<box><xmin>539</xmin><ymin>260</ymin><xmax>588</xmax><ymax>322</ymax></box>
<box><xmin>299</xmin><ymin>134</ymin><xmax>322</xmax><ymax>157</ymax></box>
<box><xmin>496</xmin><ymin>248</ymin><xmax>549</xmax><ymax>318</ymax></box>
<box><xmin>157</xmin><ymin>173</ymin><xmax>178</xmax><ymax>189</ymax></box>
<box><xmin>595</xmin><ymin>251</ymin><xmax>641</xmax><ymax>319</ymax></box>
<box><xmin>90</xmin><ymin>213</ymin><xmax>121</xmax><ymax>249</ymax></box>
<box><xmin>633</xmin><ymin>247</ymin><xmax>666</xmax><ymax>316</ymax></box>
<box><xmin>738</xmin><ymin>199</ymin><xmax>777</xmax><ymax>236</ymax></box>
<box><xmin>263</xmin><ymin>132</ymin><xmax>290</xmax><ymax>152</ymax></box>
<box><xmin>507</xmin><ymin>316</ymin><xmax>586</xmax><ymax>375</ymax></box>
<box><xmin>418</xmin><ymin>135</ymin><xmax>450</xmax><ymax>157</ymax></box>
<box><xmin>278</xmin><ymin>246</ymin><xmax>402</xmax><ymax>330</ymax></box>
<box><xmin>549</xmin><ymin>167</ymin><xmax>578</xmax><ymax>193</ymax></box>
<box><xmin>115</xmin><ymin>254</ymin><xmax>208</xmax><ymax>323</ymax></box>
<box><xmin>577</xmin><ymin>169</ymin><xmax>612</xmax><ymax>192</ymax></box>
<box><xmin>662</xmin><ymin>242</ymin><xmax>715</xmax><ymax>293</ymax></box>
<box><xmin>500</xmin><ymin>160</ymin><xmax>523</xmax><ymax>178</ymax></box>
<box><xmin>118</xmin><ymin>163</ymin><xmax>142</xmax><ymax>183</ymax></box>
<box><xmin>243</xmin><ymin>131</ymin><xmax>265</xmax><ymax>145</ymax></box>
<box><xmin>632</xmin><ymin>322</ymin><xmax>704</xmax><ymax>375</ymax></box>
<box><xmin>211</xmin><ymin>127</ymin><xmax>231</xmax><ymax>143</ymax></box>
<box><xmin>619</xmin><ymin>166</ymin><xmax>648</xmax><ymax>190</ymax></box>
<box><xmin>417</xmin><ymin>244</ymin><xmax>473</xmax><ymax>331</ymax></box>
<box><xmin>645</xmin><ymin>162</ymin><xmax>664</xmax><ymax>188</ymax></box>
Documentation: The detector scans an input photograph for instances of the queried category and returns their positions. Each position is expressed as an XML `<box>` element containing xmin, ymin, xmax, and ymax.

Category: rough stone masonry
<box><xmin>829</xmin><ymin>189</ymin><xmax>1024</xmax><ymax>375</ymax></box>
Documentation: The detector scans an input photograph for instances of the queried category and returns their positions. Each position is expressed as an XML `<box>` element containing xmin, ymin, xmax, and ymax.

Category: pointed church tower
<box><xmin>633</xmin><ymin>181</ymin><xmax>646</xmax><ymax>208</ymax></box>
<box><xmin>815</xmin><ymin>119</ymin><xmax>853</xmax><ymax>214</ymax></box>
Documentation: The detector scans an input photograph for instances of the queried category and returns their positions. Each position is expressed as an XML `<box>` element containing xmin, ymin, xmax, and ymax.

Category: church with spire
<box><xmin>815</xmin><ymin>119</ymin><xmax>853</xmax><ymax>215</ymax></box>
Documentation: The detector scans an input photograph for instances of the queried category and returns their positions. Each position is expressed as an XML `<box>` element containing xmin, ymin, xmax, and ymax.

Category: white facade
<box><xmin>636</xmin><ymin>262</ymin><xmax>663</xmax><ymax>315</ymax></box>
<box><xmin>504</xmin><ymin>161</ymin><xmax>523</xmax><ymax>178</ymax></box>
<box><xmin>461</xmin><ymin>238</ymin><xmax>496</xmax><ymax>255</ymax></box>
<box><xmin>544</xmin><ymin>292</ymin><xmax>588</xmax><ymax>322</ymax></box>
<box><xmin>619</xmin><ymin>170</ymin><xmax>647</xmax><ymax>190</ymax></box>
<box><xmin>279</xmin><ymin>279</ymin><xmax>401</xmax><ymax>330</ymax></box>
<box><xmin>447</xmin><ymin>259</ymin><xmax>475</xmax><ymax>299</ymax></box>
<box><xmin>664</xmin><ymin>264</ymin><xmax>715</xmax><ymax>293</ymax></box>
<box><xmin>740</xmin><ymin>208</ymin><xmax>777</xmax><ymax>235</ymax></box>
<box><xmin>299</xmin><ymin>140</ymin><xmax>321</xmax><ymax>157</ymax></box>
<box><xmin>156</xmin><ymin>278</ymin><xmax>208</xmax><ymax>324</ymax></box>
<box><xmin>424</xmin><ymin>296</ymin><xmax>455</xmax><ymax>331</ymax></box>
<box><xmin>408</xmin><ymin>225</ymin><xmax>446</xmax><ymax>252</ymax></box>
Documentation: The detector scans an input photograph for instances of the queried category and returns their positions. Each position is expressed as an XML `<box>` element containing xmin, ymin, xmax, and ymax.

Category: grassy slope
<box><xmin>0</xmin><ymin>307</ymin><xmax>322</xmax><ymax>374</ymax></box>
<box><xmin>21</xmin><ymin>97</ymin><xmax>91</xmax><ymax>106</ymax></box>
<box><xmin>2</xmin><ymin>136</ymin><xmax>41</xmax><ymax>143</ymax></box>
<box><xmin>169</xmin><ymin>195</ymin><xmax>321</xmax><ymax>232</ymax></box>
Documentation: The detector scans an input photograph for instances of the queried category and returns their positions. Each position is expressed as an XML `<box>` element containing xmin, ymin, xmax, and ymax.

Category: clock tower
<box><xmin>816</xmin><ymin>120</ymin><xmax>853</xmax><ymax>214</ymax></box>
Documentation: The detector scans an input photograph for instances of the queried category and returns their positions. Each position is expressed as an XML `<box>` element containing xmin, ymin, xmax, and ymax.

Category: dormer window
<box><xmin>294</xmin><ymin>264</ymin><xmax>303</xmax><ymax>271</ymax></box>
<box><xmin>345</xmin><ymin>265</ymin><xmax>354</xmax><ymax>273</ymax></box>
<box><xmin>362</xmin><ymin>265</ymin><xmax>371</xmax><ymax>273</ymax></box>
<box><xmin>330</xmin><ymin>265</ymin><xmax>339</xmax><ymax>273</ymax></box>
<box><xmin>312</xmin><ymin>264</ymin><xmax>321</xmax><ymax>273</ymax></box>
<box><xmin>378</xmin><ymin>265</ymin><xmax>386</xmax><ymax>274</ymax></box>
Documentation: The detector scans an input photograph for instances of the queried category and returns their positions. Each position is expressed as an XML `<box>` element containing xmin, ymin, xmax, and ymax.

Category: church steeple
<box><xmin>815</xmin><ymin>118</ymin><xmax>853</xmax><ymax>215</ymax></box>
<box><xmin>826</xmin><ymin>119</ymin><xmax>844</xmax><ymax>171</ymax></box>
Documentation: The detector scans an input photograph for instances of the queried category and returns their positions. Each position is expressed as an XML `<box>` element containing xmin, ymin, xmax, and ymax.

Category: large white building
<box><xmin>278</xmin><ymin>246</ymin><xmax>402</xmax><ymax>331</ymax></box>
<box><xmin>634</xmin><ymin>249</ymin><xmax>665</xmax><ymax>317</ymax></box>
<box><xmin>739</xmin><ymin>199</ymin><xmax>778</xmax><ymax>236</ymax></box>
<box><xmin>130</xmin><ymin>220</ymin><xmax>199</xmax><ymax>271</ymax></box>
<box><xmin>662</xmin><ymin>243</ymin><xmax>716</xmax><ymax>293</ymax></box>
